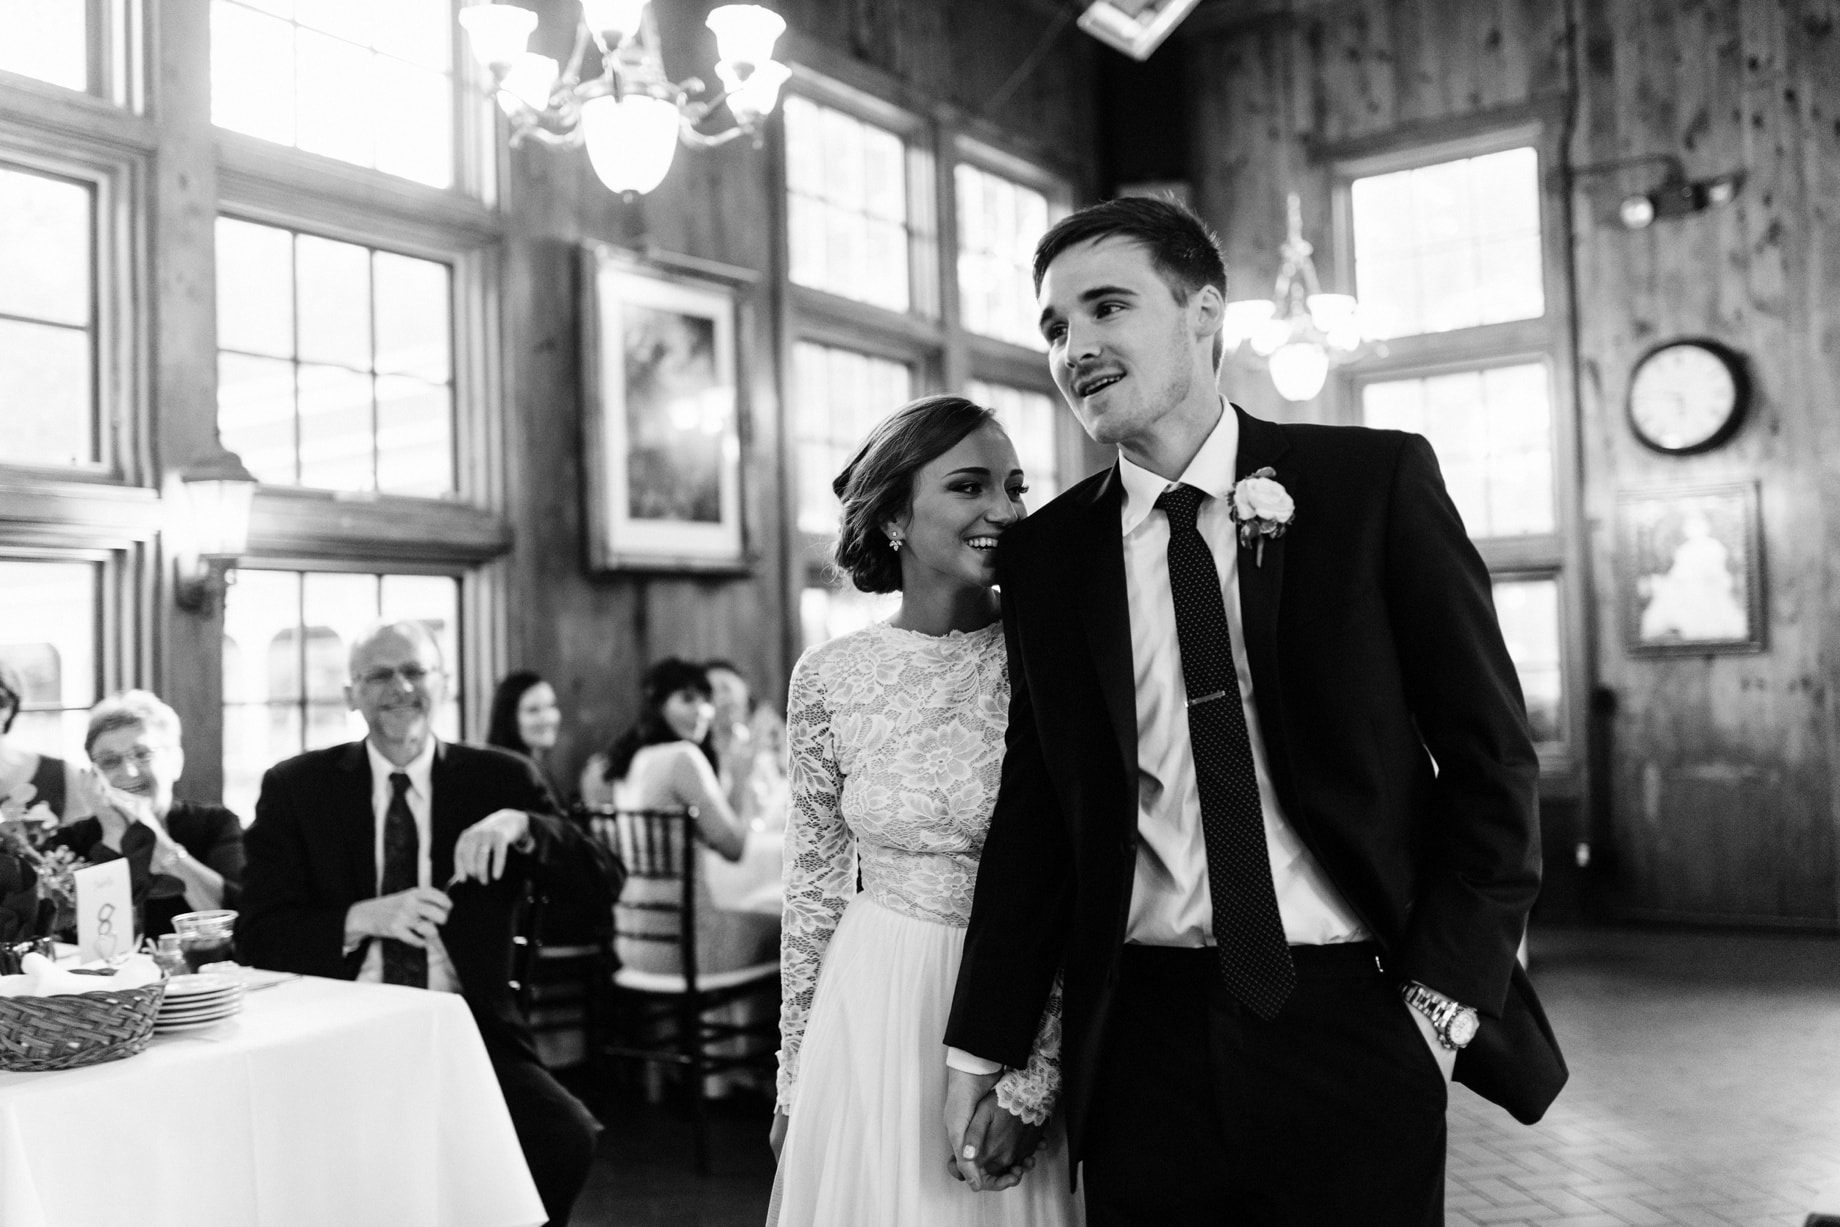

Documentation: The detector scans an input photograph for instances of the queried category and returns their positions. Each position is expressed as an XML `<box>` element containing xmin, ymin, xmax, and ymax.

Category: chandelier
<box><xmin>459</xmin><ymin>1</ymin><xmax>792</xmax><ymax>196</ymax></box>
<box><xmin>1221</xmin><ymin>193</ymin><xmax>1378</xmax><ymax>402</ymax></box>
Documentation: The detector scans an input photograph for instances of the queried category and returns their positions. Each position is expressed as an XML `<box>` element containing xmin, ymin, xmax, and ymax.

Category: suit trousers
<box><xmin>1081</xmin><ymin>943</ymin><xmax>1447</xmax><ymax>1227</ymax></box>
<box><xmin>484</xmin><ymin>1032</ymin><xmax>602</xmax><ymax>1226</ymax></box>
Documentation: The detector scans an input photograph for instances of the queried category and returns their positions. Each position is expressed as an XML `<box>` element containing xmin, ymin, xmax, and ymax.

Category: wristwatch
<box><xmin>1400</xmin><ymin>981</ymin><xmax>1479</xmax><ymax>1050</ymax></box>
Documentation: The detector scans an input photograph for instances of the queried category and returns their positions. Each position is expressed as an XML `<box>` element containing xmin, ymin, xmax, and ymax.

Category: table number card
<box><xmin>73</xmin><ymin>859</ymin><xmax>134</xmax><ymax>962</ymax></box>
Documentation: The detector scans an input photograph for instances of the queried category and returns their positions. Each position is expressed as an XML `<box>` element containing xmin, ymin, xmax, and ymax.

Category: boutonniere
<box><xmin>1229</xmin><ymin>467</ymin><xmax>1294</xmax><ymax>567</ymax></box>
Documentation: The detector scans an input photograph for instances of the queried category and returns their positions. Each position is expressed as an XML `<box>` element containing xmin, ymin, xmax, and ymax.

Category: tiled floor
<box><xmin>571</xmin><ymin>925</ymin><xmax>1840</xmax><ymax>1226</ymax></box>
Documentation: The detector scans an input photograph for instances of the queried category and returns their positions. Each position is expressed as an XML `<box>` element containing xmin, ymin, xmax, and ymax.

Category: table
<box><xmin>0</xmin><ymin>977</ymin><xmax>546</xmax><ymax>1227</ymax></box>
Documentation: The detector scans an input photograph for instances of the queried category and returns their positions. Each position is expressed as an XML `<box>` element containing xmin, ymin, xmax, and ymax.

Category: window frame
<box><xmin>1327</xmin><ymin>113</ymin><xmax>1586</xmax><ymax>792</ymax></box>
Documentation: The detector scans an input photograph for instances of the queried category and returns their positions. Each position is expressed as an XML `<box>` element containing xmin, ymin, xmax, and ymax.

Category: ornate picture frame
<box><xmin>582</xmin><ymin>246</ymin><xmax>751</xmax><ymax>573</ymax></box>
<box><xmin>1619</xmin><ymin>481</ymin><xmax>1764</xmax><ymax>656</ymax></box>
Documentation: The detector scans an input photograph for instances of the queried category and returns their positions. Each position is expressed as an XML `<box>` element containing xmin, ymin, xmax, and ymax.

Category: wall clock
<box><xmin>1627</xmin><ymin>339</ymin><xmax>1749</xmax><ymax>455</ymax></box>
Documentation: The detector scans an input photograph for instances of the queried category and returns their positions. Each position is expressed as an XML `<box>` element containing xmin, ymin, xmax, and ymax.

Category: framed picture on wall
<box><xmin>582</xmin><ymin>245</ymin><xmax>751</xmax><ymax>572</ymax></box>
<box><xmin>1619</xmin><ymin>481</ymin><xmax>1764</xmax><ymax>656</ymax></box>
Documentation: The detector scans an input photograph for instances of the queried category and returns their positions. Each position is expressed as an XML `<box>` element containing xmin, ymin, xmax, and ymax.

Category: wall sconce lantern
<box><xmin>173</xmin><ymin>450</ymin><xmax>258</xmax><ymax>615</ymax></box>
<box><xmin>459</xmin><ymin>0</ymin><xmax>791</xmax><ymax>197</ymax></box>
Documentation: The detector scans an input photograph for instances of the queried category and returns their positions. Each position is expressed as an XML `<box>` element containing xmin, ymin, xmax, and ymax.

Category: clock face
<box><xmin>1629</xmin><ymin>341</ymin><xmax>1746</xmax><ymax>454</ymax></box>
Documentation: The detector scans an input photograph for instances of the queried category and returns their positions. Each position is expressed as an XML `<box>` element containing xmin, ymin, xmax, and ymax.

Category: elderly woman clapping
<box><xmin>51</xmin><ymin>690</ymin><xmax>244</xmax><ymax>938</ymax></box>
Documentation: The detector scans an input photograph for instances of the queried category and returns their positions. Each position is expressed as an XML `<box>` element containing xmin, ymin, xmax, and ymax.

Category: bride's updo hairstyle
<box><xmin>831</xmin><ymin>394</ymin><xmax>998</xmax><ymax>594</ymax></box>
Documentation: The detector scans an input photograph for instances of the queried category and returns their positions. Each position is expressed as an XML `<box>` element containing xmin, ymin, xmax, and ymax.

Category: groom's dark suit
<box><xmin>947</xmin><ymin>407</ymin><xmax>1566</xmax><ymax>1209</ymax></box>
<box><xmin>241</xmin><ymin>739</ymin><xmax>610</xmax><ymax>1225</ymax></box>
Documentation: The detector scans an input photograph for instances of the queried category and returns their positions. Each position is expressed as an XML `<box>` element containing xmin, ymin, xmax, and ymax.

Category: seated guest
<box><xmin>703</xmin><ymin>659</ymin><xmax>789</xmax><ymax>832</ymax></box>
<box><xmin>584</xmin><ymin>659</ymin><xmax>770</xmax><ymax>973</ymax></box>
<box><xmin>486</xmin><ymin>669</ymin><xmax>564</xmax><ymax>805</ymax></box>
<box><xmin>52</xmin><ymin>690</ymin><xmax>242</xmax><ymax>938</ymax></box>
<box><xmin>0</xmin><ymin>657</ymin><xmax>91</xmax><ymax>824</ymax></box>
<box><xmin>241</xmin><ymin>621</ymin><xmax>613</xmax><ymax>1227</ymax></box>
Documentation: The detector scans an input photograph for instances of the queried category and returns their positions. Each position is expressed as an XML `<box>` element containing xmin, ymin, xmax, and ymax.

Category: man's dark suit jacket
<box><xmin>946</xmin><ymin>407</ymin><xmax>1567</xmax><ymax>1164</ymax></box>
<box><xmin>241</xmin><ymin>738</ymin><xmax>611</xmax><ymax>1061</ymax></box>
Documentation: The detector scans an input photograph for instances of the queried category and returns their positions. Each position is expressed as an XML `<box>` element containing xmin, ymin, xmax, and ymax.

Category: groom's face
<box><xmin>1038</xmin><ymin>235</ymin><xmax>1215</xmax><ymax>453</ymax></box>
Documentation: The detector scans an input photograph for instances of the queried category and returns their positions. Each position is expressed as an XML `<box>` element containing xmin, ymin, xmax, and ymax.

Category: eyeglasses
<box><xmin>93</xmin><ymin>746</ymin><xmax>161</xmax><ymax>774</ymax></box>
<box><xmin>354</xmin><ymin>664</ymin><xmax>436</xmax><ymax>688</ymax></box>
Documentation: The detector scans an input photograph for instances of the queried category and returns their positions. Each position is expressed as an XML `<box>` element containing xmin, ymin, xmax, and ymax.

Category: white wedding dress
<box><xmin>768</xmin><ymin>620</ymin><xmax>1082</xmax><ymax>1227</ymax></box>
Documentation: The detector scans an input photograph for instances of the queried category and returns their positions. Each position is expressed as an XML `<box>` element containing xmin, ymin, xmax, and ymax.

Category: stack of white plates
<box><xmin>154</xmin><ymin>972</ymin><xmax>246</xmax><ymax>1033</ymax></box>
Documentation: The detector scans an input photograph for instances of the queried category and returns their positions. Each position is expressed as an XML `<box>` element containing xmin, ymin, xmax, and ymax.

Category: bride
<box><xmin>767</xmin><ymin>395</ymin><xmax>1081</xmax><ymax>1226</ymax></box>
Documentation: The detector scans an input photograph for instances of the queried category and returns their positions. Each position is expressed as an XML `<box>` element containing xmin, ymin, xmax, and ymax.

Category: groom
<box><xmin>942</xmin><ymin>196</ymin><xmax>1566</xmax><ymax>1223</ymax></box>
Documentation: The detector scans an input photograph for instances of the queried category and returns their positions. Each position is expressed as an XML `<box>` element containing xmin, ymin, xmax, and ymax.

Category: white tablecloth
<box><xmin>0</xmin><ymin>977</ymin><xmax>546</xmax><ymax>1227</ymax></box>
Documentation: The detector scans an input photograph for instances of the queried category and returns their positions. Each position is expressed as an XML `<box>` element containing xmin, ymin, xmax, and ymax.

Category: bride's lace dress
<box><xmin>768</xmin><ymin>620</ymin><xmax>1079</xmax><ymax>1227</ymax></box>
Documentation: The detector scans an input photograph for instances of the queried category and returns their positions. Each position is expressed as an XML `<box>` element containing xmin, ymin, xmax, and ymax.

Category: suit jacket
<box><xmin>946</xmin><ymin>407</ymin><xmax>1567</xmax><ymax>1160</ymax></box>
<box><xmin>241</xmin><ymin>739</ymin><xmax>614</xmax><ymax>1061</ymax></box>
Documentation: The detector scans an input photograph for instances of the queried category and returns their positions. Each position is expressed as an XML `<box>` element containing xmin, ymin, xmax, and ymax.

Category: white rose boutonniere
<box><xmin>1228</xmin><ymin>467</ymin><xmax>1294</xmax><ymax>567</ymax></box>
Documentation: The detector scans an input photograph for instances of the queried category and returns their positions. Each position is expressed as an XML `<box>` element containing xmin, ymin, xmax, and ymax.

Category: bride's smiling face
<box><xmin>885</xmin><ymin>421</ymin><xmax>1027</xmax><ymax>597</ymax></box>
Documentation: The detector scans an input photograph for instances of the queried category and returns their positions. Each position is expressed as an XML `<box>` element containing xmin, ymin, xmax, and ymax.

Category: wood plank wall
<box><xmin>499</xmin><ymin>0</ymin><xmax>1096</xmax><ymax>795</ymax></box>
<box><xmin>1180</xmin><ymin>0</ymin><xmax>1840</xmax><ymax>925</ymax></box>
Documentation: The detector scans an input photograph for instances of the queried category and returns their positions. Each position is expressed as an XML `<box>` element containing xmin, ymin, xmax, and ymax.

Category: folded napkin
<box><xmin>0</xmin><ymin>951</ymin><xmax>162</xmax><ymax>998</ymax></box>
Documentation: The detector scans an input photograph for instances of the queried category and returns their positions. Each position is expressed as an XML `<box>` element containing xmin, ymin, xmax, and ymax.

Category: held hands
<box><xmin>449</xmin><ymin>809</ymin><xmax>533</xmax><ymax>885</ymax></box>
<box><xmin>74</xmin><ymin>767</ymin><xmax>158</xmax><ymax>850</ymax></box>
<box><xmin>943</xmin><ymin>1067</ymin><xmax>1044</xmax><ymax>1192</ymax></box>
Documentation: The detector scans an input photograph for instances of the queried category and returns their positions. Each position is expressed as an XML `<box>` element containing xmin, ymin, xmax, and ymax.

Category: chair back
<box><xmin>585</xmin><ymin>807</ymin><xmax>704</xmax><ymax>987</ymax></box>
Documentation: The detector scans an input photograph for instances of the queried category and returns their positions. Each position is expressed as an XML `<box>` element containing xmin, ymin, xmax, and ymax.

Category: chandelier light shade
<box><xmin>459</xmin><ymin>0</ymin><xmax>791</xmax><ymax>195</ymax></box>
<box><xmin>1222</xmin><ymin>193</ymin><xmax>1380</xmax><ymax>402</ymax></box>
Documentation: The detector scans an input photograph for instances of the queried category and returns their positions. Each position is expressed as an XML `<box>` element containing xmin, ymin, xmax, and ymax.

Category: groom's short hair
<box><xmin>1032</xmin><ymin>195</ymin><xmax>1228</xmax><ymax>304</ymax></box>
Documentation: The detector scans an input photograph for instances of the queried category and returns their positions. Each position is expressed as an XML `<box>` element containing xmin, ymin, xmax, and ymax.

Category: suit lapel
<box><xmin>1233</xmin><ymin>407</ymin><xmax>1300</xmax><ymax>814</ymax></box>
<box><xmin>336</xmin><ymin>741</ymin><xmax>380</xmax><ymax>897</ymax></box>
<box><xmin>429</xmin><ymin>741</ymin><xmax>459</xmax><ymax>887</ymax></box>
<box><xmin>1072</xmin><ymin>465</ymin><xmax>1139</xmax><ymax>779</ymax></box>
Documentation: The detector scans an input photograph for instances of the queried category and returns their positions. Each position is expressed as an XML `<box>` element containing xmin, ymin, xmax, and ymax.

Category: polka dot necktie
<box><xmin>1156</xmin><ymin>483</ymin><xmax>1295</xmax><ymax>1020</ymax></box>
<box><xmin>381</xmin><ymin>771</ymin><xmax>428</xmax><ymax>988</ymax></box>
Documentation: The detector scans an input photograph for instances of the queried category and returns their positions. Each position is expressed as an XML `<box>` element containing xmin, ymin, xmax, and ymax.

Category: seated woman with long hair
<box><xmin>485</xmin><ymin>669</ymin><xmax>563</xmax><ymax>805</ymax></box>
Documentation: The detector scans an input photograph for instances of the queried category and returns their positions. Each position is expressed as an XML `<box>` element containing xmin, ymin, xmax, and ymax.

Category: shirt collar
<box><xmin>1117</xmin><ymin>398</ymin><xmax>1240</xmax><ymax>536</ymax></box>
<box><xmin>365</xmin><ymin>735</ymin><xmax>438</xmax><ymax>801</ymax></box>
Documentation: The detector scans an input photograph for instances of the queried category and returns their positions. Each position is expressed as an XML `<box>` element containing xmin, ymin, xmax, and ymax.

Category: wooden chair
<box><xmin>589</xmin><ymin>806</ymin><xmax>779</xmax><ymax>1175</ymax></box>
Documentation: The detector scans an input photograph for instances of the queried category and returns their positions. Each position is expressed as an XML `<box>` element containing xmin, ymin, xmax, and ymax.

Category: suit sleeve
<box><xmin>240</xmin><ymin>765</ymin><xmax>361</xmax><ymax>978</ymax></box>
<box><xmin>1384</xmin><ymin>433</ymin><xmax>1541</xmax><ymax>1016</ymax></box>
<box><xmin>511</xmin><ymin>753</ymin><xmax>621</xmax><ymax>909</ymax></box>
<box><xmin>945</xmin><ymin>573</ymin><xmax>1075</xmax><ymax>1069</ymax></box>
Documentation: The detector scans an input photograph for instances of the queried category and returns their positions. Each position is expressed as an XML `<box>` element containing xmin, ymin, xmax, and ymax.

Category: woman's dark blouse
<box><xmin>51</xmin><ymin>801</ymin><xmax>245</xmax><ymax>938</ymax></box>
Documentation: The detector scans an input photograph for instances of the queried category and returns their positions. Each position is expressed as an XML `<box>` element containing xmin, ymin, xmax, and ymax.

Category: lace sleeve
<box><xmin>775</xmin><ymin>649</ymin><xmax>855</xmax><ymax>1114</ymax></box>
<box><xmin>992</xmin><ymin>971</ymin><xmax>1064</xmax><ymax>1126</ymax></box>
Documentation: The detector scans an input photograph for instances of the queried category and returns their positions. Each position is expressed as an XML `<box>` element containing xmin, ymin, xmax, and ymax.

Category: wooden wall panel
<box><xmin>1183</xmin><ymin>0</ymin><xmax>1840</xmax><ymax>925</ymax></box>
<box><xmin>499</xmin><ymin>0</ymin><xmax>1097</xmax><ymax>790</ymax></box>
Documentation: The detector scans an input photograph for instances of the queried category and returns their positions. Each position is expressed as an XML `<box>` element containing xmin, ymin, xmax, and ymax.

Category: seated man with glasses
<box><xmin>52</xmin><ymin>689</ymin><xmax>243</xmax><ymax>937</ymax></box>
<box><xmin>241</xmin><ymin>620</ymin><xmax>614</xmax><ymax>1227</ymax></box>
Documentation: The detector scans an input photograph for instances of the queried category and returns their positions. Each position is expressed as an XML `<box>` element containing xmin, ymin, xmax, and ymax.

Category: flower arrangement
<box><xmin>1228</xmin><ymin>467</ymin><xmax>1295</xmax><ymax>567</ymax></box>
<box><xmin>0</xmin><ymin>784</ymin><xmax>80</xmax><ymax>971</ymax></box>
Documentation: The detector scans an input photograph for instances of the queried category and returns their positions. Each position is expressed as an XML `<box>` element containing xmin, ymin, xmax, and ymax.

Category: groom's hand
<box><xmin>943</xmin><ymin>1067</ymin><xmax>1000</xmax><ymax>1189</ymax></box>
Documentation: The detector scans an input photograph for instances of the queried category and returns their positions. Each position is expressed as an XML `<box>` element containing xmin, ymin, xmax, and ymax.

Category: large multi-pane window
<box><xmin>1351</xmin><ymin>147</ymin><xmax>1543</xmax><ymax>339</ymax></box>
<box><xmin>216</xmin><ymin>217</ymin><xmax>456</xmax><ymax>496</ymax></box>
<box><xmin>791</xmin><ymin>342</ymin><xmax>914</xmax><ymax>537</ymax></box>
<box><xmin>784</xmin><ymin>96</ymin><xmax>915</xmax><ymax>314</ymax></box>
<box><xmin>211</xmin><ymin>0</ymin><xmax>458</xmax><ymax>189</ymax></box>
<box><xmin>0</xmin><ymin>559</ymin><xmax>101</xmax><ymax>762</ymax></box>
<box><xmin>783</xmin><ymin>78</ymin><xmax>1075</xmax><ymax>651</ymax></box>
<box><xmin>221</xmin><ymin>569</ymin><xmax>462</xmax><ymax>820</ymax></box>
<box><xmin>0</xmin><ymin>163</ymin><xmax>96</xmax><ymax>468</ymax></box>
<box><xmin>956</xmin><ymin>164</ymin><xmax>1051</xmax><ymax>350</ymax></box>
<box><xmin>1342</xmin><ymin>132</ymin><xmax>1574</xmax><ymax>763</ymax></box>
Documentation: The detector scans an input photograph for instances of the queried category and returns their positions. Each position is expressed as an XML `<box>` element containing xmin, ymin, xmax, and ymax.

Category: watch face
<box><xmin>1629</xmin><ymin>341</ymin><xmax>1745</xmax><ymax>453</ymax></box>
<box><xmin>1447</xmin><ymin>1009</ymin><xmax>1480</xmax><ymax>1048</ymax></box>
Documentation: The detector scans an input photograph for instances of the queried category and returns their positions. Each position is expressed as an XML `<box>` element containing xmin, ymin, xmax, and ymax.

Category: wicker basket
<box><xmin>0</xmin><ymin>979</ymin><xmax>168</xmax><ymax>1072</ymax></box>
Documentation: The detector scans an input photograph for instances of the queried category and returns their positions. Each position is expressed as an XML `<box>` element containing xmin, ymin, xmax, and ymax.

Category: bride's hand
<box><xmin>768</xmin><ymin>1109</ymin><xmax>789</xmax><ymax>1160</ymax></box>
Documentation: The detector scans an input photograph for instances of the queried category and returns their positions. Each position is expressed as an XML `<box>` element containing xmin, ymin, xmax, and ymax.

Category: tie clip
<box><xmin>1185</xmin><ymin>689</ymin><xmax>1229</xmax><ymax>709</ymax></box>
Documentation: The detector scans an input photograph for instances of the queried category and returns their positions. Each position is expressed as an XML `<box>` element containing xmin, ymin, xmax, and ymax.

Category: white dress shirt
<box><xmin>357</xmin><ymin>737</ymin><xmax>462</xmax><ymax>993</ymax></box>
<box><xmin>1118</xmin><ymin>402</ymin><xmax>1366</xmax><ymax>948</ymax></box>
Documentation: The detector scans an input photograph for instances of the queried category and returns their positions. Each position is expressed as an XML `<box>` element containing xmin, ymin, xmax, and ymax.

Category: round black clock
<box><xmin>1627</xmin><ymin>338</ymin><xmax>1749</xmax><ymax>455</ymax></box>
